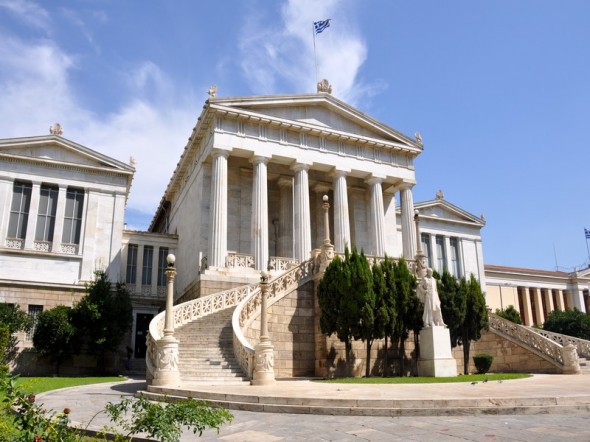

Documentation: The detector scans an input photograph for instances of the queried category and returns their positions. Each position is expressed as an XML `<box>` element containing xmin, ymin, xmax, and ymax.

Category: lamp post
<box><xmin>319</xmin><ymin>195</ymin><xmax>334</xmax><ymax>272</ymax></box>
<box><xmin>252</xmin><ymin>270</ymin><xmax>275</xmax><ymax>385</ymax></box>
<box><xmin>153</xmin><ymin>253</ymin><xmax>180</xmax><ymax>386</ymax></box>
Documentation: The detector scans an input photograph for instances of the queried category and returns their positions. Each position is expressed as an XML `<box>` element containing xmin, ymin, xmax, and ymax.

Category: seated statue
<box><xmin>417</xmin><ymin>268</ymin><xmax>446</xmax><ymax>328</ymax></box>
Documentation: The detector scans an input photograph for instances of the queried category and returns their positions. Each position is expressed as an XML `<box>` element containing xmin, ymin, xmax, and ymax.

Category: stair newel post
<box><xmin>252</xmin><ymin>270</ymin><xmax>276</xmax><ymax>385</ymax></box>
<box><xmin>319</xmin><ymin>195</ymin><xmax>334</xmax><ymax>272</ymax></box>
<box><xmin>153</xmin><ymin>253</ymin><xmax>181</xmax><ymax>386</ymax></box>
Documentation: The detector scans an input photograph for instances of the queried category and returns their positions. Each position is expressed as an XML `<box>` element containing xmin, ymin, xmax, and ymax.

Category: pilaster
<box><xmin>51</xmin><ymin>185</ymin><xmax>67</xmax><ymax>253</ymax></box>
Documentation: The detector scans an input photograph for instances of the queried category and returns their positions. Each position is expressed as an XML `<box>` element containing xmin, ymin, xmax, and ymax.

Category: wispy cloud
<box><xmin>238</xmin><ymin>0</ymin><xmax>379</xmax><ymax>105</ymax></box>
<box><xmin>0</xmin><ymin>0</ymin><xmax>51</xmax><ymax>31</ymax></box>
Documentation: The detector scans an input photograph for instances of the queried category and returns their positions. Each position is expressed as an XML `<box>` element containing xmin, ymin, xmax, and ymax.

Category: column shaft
<box><xmin>251</xmin><ymin>157</ymin><xmax>269</xmax><ymax>271</ymax></box>
<box><xmin>400</xmin><ymin>186</ymin><xmax>417</xmax><ymax>259</ymax></box>
<box><xmin>24</xmin><ymin>182</ymin><xmax>41</xmax><ymax>249</ymax></box>
<box><xmin>520</xmin><ymin>287</ymin><xmax>533</xmax><ymax>326</ymax></box>
<box><xmin>277</xmin><ymin>178</ymin><xmax>293</xmax><ymax>257</ymax></box>
<box><xmin>292</xmin><ymin>164</ymin><xmax>311</xmax><ymax>262</ymax></box>
<box><xmin>51</xmin><ymin>185</ymin><xmax>67</xmax><ymax>252</ymax></box>
<box><xmin>333</xmin><ymin>171</ymin><xmax>351</xmax><ymax>253</ymax></box>
<box><xmin>367</xmin><ymin>177</ymin><xmax>385</xmax><ymax>257</ymax></box>
<box><xmin>208</xmin><ymin>150</ymin><xmax>229</xmax><ymax>268</ymax></box>
<box><xmin>532</xmin><ymin>287</ymin><xmax>545</xmax><ymax>325</ymax></box>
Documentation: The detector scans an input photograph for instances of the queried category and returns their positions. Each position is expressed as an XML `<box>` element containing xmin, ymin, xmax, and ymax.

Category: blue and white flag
<box><xmin>314</xmin><ymin>19</ymin><xmax>331</xmax><ymax>34</ymax></box>
<box><xmin>585</xmin><ymin>228</ymin><xmax>590</xmax><ymax>239</ymax></box>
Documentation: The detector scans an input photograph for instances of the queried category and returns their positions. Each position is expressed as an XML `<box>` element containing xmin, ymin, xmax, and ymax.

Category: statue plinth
<box><xmin>251</xmin><ymin>339</ymin><xmax>276</xmax><ymax>385</ymax></box>
<box><xmin>417</xmin><ymin>326</ymin><xmax>457</xmax><ymax>377</ymax></box>
<box><xmin>153</xmin><ymin>335</ymin><xmax>181</xmax><ymax>386</ymax></box>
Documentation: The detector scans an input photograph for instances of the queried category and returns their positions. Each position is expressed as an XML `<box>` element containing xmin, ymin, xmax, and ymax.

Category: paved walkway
<box><xmin>37</xmin><ymin>375</ymin><xmax>590</xmax><ymax>441</ymax></box>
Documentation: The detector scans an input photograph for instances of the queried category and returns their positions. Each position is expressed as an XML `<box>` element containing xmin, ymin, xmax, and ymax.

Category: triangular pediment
<box><xmin>209</xmin><ymin>93</ymin><xmax>422</xmax><ymax>150</ymax></box>
<box><xmin>411</xmin><ymin>199</ymin><xmax>485</xmax><ymax>227</ymax></box>
<box><xmin>0</xmin><ymin>135</ymin><xmax>134</xmax><ymax>173</ymax></box>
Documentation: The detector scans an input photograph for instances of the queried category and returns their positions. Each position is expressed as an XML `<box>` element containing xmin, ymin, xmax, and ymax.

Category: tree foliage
<box><xmin>495</xmin><ymin>305</ymin><xmax>523</xmax><ymax>325</ymax></box>
<box><xmin>543</xmin><ymin>309</ymin><xmax>590</xmax><ymax>340</ymax></box>
<box><xmin>439</xmin><ymin>273</ymin><xmax>488</xmax><ymax>374</ymax></box>
<box><xmin>0</xmin><ymin>304</ymin><xmax>33</xmax><ymax>365</ymax></box>
<box><xmin>71</xmin><ymin>271</ymin><xmax>133</xmax><ymax>372</ymax></box>
<box><xmin>391</xmin><ymin>258</ymin><xmax>417</xmax><ymax>375</ymax></box>
<box><xmin>32</xmin><ymin>306</ymin><xmax>76</xmax><ymax>375</ymax></box>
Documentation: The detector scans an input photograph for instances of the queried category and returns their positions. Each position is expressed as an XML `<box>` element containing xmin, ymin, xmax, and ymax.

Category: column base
<box><xmin>251</xmin><ymin>340</ymin><xmax>276</xmax><ymax>386</ymax></box>
<box><xmin>153</xmin><ymin>335</ymin><xmax>181</xmax><ymax>387</ymax></box>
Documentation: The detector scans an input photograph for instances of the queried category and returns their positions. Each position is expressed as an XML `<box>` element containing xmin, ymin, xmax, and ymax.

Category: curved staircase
<box><xmin>175</xmin><ymin>307</ymin><xmax>249</xmax><ymax>384</ymax></box>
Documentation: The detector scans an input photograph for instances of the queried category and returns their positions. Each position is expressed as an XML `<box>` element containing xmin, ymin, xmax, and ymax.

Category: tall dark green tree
<box><xmin>348</xmin><ymin>250</ymin><xmax>374</xmax><ymax>377</ymax></box>
<box><xmin>391</xmin><ymin>258</ymin><xmax>416</xmax><ymax>376</ymax></box>
<box><xmin>72</xmin><ymin>271</ymin><xmax>133</xmax><ymax>373</ymax></box>
<box><xmin>440</xmin><ymin>273</ymin><xmax>488</xmax><ymax>374</ymax></box>
<box><xmin>378</xmin><ymin>257</ymin><xmax>397</xmax><ymax>376</ymax></box>
<box><xmin>33</xmin><ymin>306</ymin><xmax>76</xmax><ymax>375</ymax></box>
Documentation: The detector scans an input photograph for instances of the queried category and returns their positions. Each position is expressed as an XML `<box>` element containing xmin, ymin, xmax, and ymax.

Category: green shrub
<box><xmin>543</xmin><ymin>309</ymin><xmax>590</xmax><ymax>340</ymax></box>
<box><xmin>495</xmin><ymin>305</ymin><xmax>523</xmax><ymax>324</ymax></box>
<box><xmin>473</xmin><ymin>353</ymin><xmax>493</xmax><ymax>374</ymax></box>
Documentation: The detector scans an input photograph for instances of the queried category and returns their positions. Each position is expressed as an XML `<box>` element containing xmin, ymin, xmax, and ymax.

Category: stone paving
<box><xmin>36</xmin><ymin>376</ymin><xmax>590</xmax><ymax>441</ymax></box>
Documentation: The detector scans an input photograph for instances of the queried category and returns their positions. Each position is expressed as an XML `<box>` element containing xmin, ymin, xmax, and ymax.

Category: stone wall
<box><xmin>246</xmin><ymin>280</ymin><xmax>316</xmax><ymax>378</ymax></box>
<box><xmin>452</xmin><ymin>328</ymin><xmax>561</xmax><ymax>374</ymax></box>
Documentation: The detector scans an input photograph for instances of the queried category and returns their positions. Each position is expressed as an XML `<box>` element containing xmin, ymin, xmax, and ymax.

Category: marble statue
<box><xmin>417</xmin><ymin>268</ymin><xmax>446</xmax><ymax>327</ymax></box>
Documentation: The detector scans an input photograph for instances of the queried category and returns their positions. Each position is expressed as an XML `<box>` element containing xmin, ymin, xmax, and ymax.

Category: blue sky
<box><xmin>1</xmin><ymin>0</ymin><xmax>588</xmax><ymax>272</ymax></box>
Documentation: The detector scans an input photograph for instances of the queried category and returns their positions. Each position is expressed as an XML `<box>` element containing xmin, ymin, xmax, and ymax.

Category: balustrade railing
<box><xmin>530</xmin><ymin>328</ymin><xmax>590</xmax><ymax>359</ymax></box>
<box><xmin>146</xmin><ymin>282</ymin><xmax>256</xmax><ymax>380</ymax></box>
<box><xmin>232</xmin><ymin>257</ymin><xmax>317</xmax><ymax>378</ymax></box>
<box><xmin>488</xmin><ymin>313</ymin><xmax>566</xmax><ymax>367</ymax></box>
<box><xmin>226</xmin><ymin>252</ymin><xmax>254</xmax><ymax>269</ymax></box>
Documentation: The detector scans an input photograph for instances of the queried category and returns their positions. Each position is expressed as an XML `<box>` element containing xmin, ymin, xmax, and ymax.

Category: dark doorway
<box><xmin>134</xmin><ymin>313</ymin><xmax>153</xmax><ymax>358</ymax></box>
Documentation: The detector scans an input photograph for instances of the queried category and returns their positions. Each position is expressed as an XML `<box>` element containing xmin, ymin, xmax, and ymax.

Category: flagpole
<box><xmin>586</xmin><ymin>233</ymin><xmax>590</xmax><ymax>264</ymax></box>
<box><xmin>313</xmin><ymin>22</ymin><xmax>318</xmax><ymax>86</ymax></box>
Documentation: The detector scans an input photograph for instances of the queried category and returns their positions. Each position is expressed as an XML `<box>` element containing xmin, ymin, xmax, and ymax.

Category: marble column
<box><xmin>251</xmin><ymin>156</ymin><xmax>269</xmax><ymax>271</ymax></box>
<box><xmin>544</xmin><ymin>289</ymin><xmax>555</xmax><ymax>314</ymax></box>
<box><xmin>332</xmin><ymin>170</ymin><xmax>351</xmax><ymax>253</ymax></box>
<box><xmin>292</xmin><ymin>163</ymin><xmax>311</xmax><ymax>262</ymax></box>
<box><xmin>532</xmin><ymin>287</ymin><xmax>545</xmax><ymax>325</ymax></box>
<box><xmin>555</xmin><ymin>289</ymin><xmax>565</xmax><ymax>311</ymax></box>
<box><xmin>367</xmin><ymin>177</ymin><xmax>385</xmax><ymax>257</ymax></box>
<box><xmin>208</xmin><ymin>149</ymin><xmax>229</xmax><ymax>269</ymax></box>
<box><xmin>400</xmin><ymin>185</ymin><xmax>417</xmax><ymax>260</ymax></box>
<box><xmin>520</xmin><ymin>287</ymin><xmax>533</xmax><ymax>326</ymax></box>
<box><xmin>277</xmin><ymin>177</ymin><xmax>293</xmax><ymax>258</ymax></box>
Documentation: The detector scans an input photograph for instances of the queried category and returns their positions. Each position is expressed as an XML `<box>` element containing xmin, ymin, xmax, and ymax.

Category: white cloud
<box><xmin>0</xmin><ymin>0</ymin><xmax>51</xmax><ymax>31</ymax></box>
<box><xmin>0</xmin><ymin>32</ymin><xmax>197</xmax><ymax>216</ymax></box>
<box><xmin>238</xmin><ymin>0</ymin><xmax>376</xmax><ymax>105</ymax></box>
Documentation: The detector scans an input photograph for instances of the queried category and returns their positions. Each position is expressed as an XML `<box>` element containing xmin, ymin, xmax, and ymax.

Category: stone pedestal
<box><xmin>417</xmin><ymin>326</ymin><xmax>457</xmax><ymax>377</ymax></box>
<box><xmin>153</xmin><ymin>336</ymin><xmax>181</xmax><ymax>386</ymax></box>
<box><xmin>251</xmin><ymin>340</ymin><xmax>275</xmax><ymax>385</ymax></box>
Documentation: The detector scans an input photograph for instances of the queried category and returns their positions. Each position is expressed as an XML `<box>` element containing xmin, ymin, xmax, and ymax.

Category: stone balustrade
<box><xmin>489</xmin><ymin>313</ymin><xmax>580</xmax><ymax>373</ymax></box>
<box><xmin>530</xmin><ymin>328</ymin><xmax>590</xmax><ymax>359</ymax></box>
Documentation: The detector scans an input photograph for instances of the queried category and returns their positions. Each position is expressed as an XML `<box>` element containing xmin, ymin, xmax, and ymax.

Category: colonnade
<box><xmin>206</xmin><ymin>150</ymin><xmax>417</xmax><ymax>271</ymax></box>
<box><xmin>518</xmin><ymin>286</ymin><xmax>574</xmax><ymax>326</ymax></box>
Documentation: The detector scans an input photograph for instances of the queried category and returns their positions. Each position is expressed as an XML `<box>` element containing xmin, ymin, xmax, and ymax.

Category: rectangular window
<box><xmin>26</xmin><ymin>304</ymin><xmax>43</xmax><ymax>341</ymax></box>
<box><xmin>450</xmin><ymin>237</ymin><xmax>461</xmax><ymax>277</ymax></box>
<box><xmin>157</xmin><ymin>247</ymin><xmax>169</xmax><ymax>286</ymax></box>
<box><xmin>126</xmin><ymin>244</ymin><xmax>138</xmax><ymax>284</ymax></box>
<box><xmin>35</xmin><ymin>185</ymin><xmax>58</xmax><ymax>242</ymax></box>
<box><xmin>8</xmin><ymin>182</ymin><xmax>32</xmax><ymax>239</ymax></box>
<box><xmin>421</xmin><ymin>233</ymin><xmax>432</xmax><ymax>268</ymax></box>
<box><xmin>435</xmin><ymin>235</ymin><xmax>446</xmax><ymax>274</ymax></box>
<box><xmin>142</xmin><ymin>246</ymin><xmax>153</xmax><ymax>285</ymax></box>
<box><xmin>62</xmin><ymin>188</ymin><xmax>84</xmax><ymax>245</ymax></box>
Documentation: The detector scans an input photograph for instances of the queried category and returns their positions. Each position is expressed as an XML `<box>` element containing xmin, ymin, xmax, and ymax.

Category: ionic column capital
<box><xmin>331</xmin><ymin>168</ymin><xmax>350</xmax><ymax>179</ymax></box>
<box><xmin>291</xmin><ymin>162</ymin><xmax>311</xmax><ymax>173</ymax></box>
<box><xmin>277</xmin><ymin>176</ymin><xmax>293</xmax><ymax>188</ymax></box>
<box><xmin>211</xmin><ymin>148</ymin><xmax>230</xmax><ymax>160</ymax></box>
<box><xmin>366</xmin><ymin>176</ymin><xmax>384</xmax><ymax>186</ymax></box>
<box><xmin>250</xmin><ymin>155</ymin><xmax>270</xmax><ymax>166</ymax></box>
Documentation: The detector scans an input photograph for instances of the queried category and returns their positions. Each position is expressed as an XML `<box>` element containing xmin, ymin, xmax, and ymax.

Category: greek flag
<box><xmin>314</xmin><ymin>19</ymin><xmax>331</xmax><ymax>34</ymax></box>
<box><xmin>585</xmin><ymin>228</ymin><xmax>590</xmax><ymax>239</ymax></box>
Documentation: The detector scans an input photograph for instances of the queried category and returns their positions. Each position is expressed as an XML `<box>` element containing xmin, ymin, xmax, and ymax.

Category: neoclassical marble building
<box><xmin>147</xmin><ymin>92</ymin><xmax>484</xmax><ymax>302</ymax></box>
<box><xmin>2</xmin><ymin>89</ymin><xmax>587</xmax><ymax>377</ymax></box>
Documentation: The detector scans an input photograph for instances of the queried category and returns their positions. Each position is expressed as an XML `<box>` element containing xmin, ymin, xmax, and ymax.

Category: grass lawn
<box><xmin>316</xmin><ymin>373</ymin><xmax>531</xmax><ymax>384</ymax></box>
<box><xmin>1</xmin><ymin>375</ymin><xmax>125</xmax><ymax>397</ymax></box>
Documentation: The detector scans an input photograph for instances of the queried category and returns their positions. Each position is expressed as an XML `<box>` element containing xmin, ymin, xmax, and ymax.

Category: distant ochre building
<box><xmin>0</xmin><ymin>92</ymin><xmax>587</xmax><ymax>375</ymax></box>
